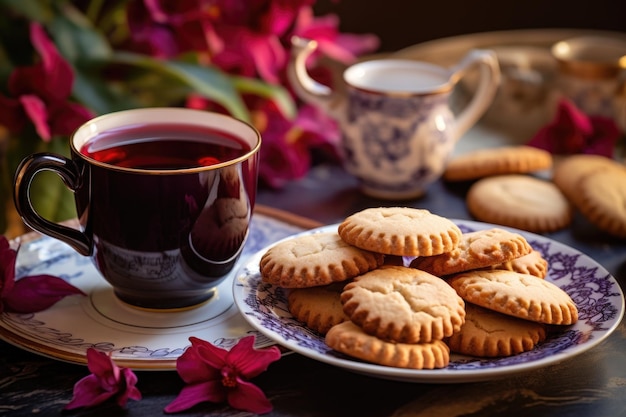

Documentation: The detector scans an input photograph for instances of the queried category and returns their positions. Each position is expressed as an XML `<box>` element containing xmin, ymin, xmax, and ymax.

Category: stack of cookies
<box><xmin>444</xmin><ymin>145</ymin><xmax>626</xmax><ymax>238</ymax></box>
<box><xmin>259</xmin><ymin>207</ymin><xmax>579</xmax><ymax>370</ymax></box>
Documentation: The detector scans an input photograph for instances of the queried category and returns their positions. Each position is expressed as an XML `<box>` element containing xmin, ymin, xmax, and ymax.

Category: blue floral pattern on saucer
<box><xmin>0</xmin><ymin>212</ymin><xmax>306</xmax><ymax>369</ymax></box>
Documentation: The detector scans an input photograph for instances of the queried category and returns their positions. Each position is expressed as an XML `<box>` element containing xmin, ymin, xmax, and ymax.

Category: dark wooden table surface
<box><xmin>2</xmin><ymin>162</ymin><xmax>626</xmax><ymax>417</ymax></box>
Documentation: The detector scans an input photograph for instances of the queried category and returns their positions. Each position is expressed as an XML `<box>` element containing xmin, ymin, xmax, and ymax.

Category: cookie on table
<box><xmin>447</xmin><ymin>269</ymin><xmax>578</xmax><ymax>325</ymax></box>
<box><xmin>574</xmin><ymin>169</ymin><xmax>626</xmax><ymax>238</ymax></box>
<box><xmin>490</xmin><ymin>250</ymin><xmax>548</xmax><ymax>279</ymax></box>
<box><xmin>466</xmin><ymin>174</ymin><xmax>573</xmax><ymax>233</ymax></box>
<box><xmin>443</xmin><ymin>146</ymin><xmax>552</xmax><ymax>181</ymax></box>
<box><xmin>338</xmin><ymin>207</ymin><xmax>462</xmax><ymax>257</ymax></box>
<box><xmin>552</xmin><ymin>154</ymin><xmax>626</xmax><ymax>206</ymax></box>
<box><xmin>340</xmin><ymin>266</ymin><xmax>466</xmax><ymax>343</ymax></box>
<box><xmin>288</xmin><ymin>282</ymin><xmax>349</xmax><ymax>335</ymax></box>
<box><xmin>409</xmin><ymin>228</ymin><xmax>533</xmax><ymax>277</ymax></box>
<box><xmin>325</xmin><ymin>321</ymin><xmax>450</xmax><ymax>369</ymax></box>
<box><xmin>446</xmin><ymin>303</ymin><xmax>547</xmax><ymax>357</ymax></box>
<box><xmin>260</xmin><ymin>232</ymin><xmax>384</xmax><ymax>288</ymax></box>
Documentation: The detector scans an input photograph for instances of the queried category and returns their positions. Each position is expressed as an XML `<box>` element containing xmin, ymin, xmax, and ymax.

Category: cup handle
<box><xmin>13</xmin><ymin>153</ymin><xmax>92</xmax><ymax>256</ymax></box>
<box><xmin>449</xmin><ymin>49</ymin><xmax>501</xmax><ymax>141</ymax></box>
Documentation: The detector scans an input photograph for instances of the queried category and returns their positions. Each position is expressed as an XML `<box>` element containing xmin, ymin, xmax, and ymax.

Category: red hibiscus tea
<box><xmin>80</xmin><ymin>122</ymin><xmax>251</xmax><ymax>169</ymax></box>
<box><xmin>14</xmin><ymin>108</ymin><xmax>261</xmax><ymax>309</ymax></box>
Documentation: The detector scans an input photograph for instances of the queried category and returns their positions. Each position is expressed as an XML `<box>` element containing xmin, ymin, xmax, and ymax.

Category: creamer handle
<box><xmin>449</xmin><ymin>49</ymin><xmax>501</xmax><ymax>142</ymax></box>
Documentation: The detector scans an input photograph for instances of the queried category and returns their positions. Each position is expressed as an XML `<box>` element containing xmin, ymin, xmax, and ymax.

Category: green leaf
<box><xmin>72</xmin><ymin>69</ymin><xmax>143</xmax><ymax>115</ymax></box>
<box><xmin>111</xmin><ymin>51</ymin><xmax>251</xmax><ymax>122</ymax></box>
<box><xmin>46</xmin><ymin>4</ymin><xmax>112</xmax><ymax>65</ymax></box>
<box><xmin>232</xmin><ymin>75</ymin><xmax>297</xmax><ymax>119</ymax></box>
<box><xmin>0</xmin><ymin>0</ymin><xmax>55</xmax><ymax>22</ymax></box>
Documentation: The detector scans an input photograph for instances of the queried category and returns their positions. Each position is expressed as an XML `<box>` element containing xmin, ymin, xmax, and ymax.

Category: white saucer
<box><xmin>233</xmin><ymin>220</ymin><xmax>625</xmax><ymax>383</ymax></box>
<box><xmin>0</xmin><ymin>211</ymin><xmax>307</xmax><ymax>370</ymax></box>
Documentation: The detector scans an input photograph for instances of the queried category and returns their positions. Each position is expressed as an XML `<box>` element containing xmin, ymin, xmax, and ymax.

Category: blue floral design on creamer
<box><xmin>341</xmin><ymin>89</ymin><xmax>455</xmax><ymax>195</ymax></box>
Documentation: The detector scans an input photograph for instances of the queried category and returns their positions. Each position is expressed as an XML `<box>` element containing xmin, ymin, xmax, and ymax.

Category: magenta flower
<box><xmin>0</xmin><ymin>236</ymin><xmax>85</xmax><ymax>314</ymax></box>
<box><xmin>65</xmin><ymin>348</ymin><xmax>142</xmax><ymax>410</ymax></box>
<box><xmin>527</xmin><ymin>98</ymin><xmax>621</xmax><ymax>157</ymax></box>
<box><xmin>293</xmin><ymin>6</ymin><xmax>380</xmax><ymax>65</ymax></box>
<box><xmin>165</xmin><ymin>335</ymin><xmax>281</xmax><ymax>414</ymax></box>
<box><xmin>125</xmin><ymin>0</ymin><xmax>211</xmax><ymax>58</ymax></box>
<box><xmin>257</xmin><ymin>101</ymin><xmax>341</xmax><ymax>188</ymax></box>
<box><xmin>0</xmin><ymin>22</ymin><xmax>93</xmax><ymax>142</ymax></box>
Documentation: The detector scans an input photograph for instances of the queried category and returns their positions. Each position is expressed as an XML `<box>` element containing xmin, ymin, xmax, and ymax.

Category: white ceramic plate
<box><xmin>233</xmin><ymin>220</ymin><xmax>625</xmax><ymax>383</ymax></box>
<box><xmin>0</xmin><ymin>212</ymin><xmax>307</xmax><ymax>370</ymax></box>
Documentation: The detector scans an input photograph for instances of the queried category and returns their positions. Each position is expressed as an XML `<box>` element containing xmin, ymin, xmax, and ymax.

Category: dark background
<box><xmin>313</xmin><ymin>0</ymin><xmax>626</xmax><ymax>52</ymax></box>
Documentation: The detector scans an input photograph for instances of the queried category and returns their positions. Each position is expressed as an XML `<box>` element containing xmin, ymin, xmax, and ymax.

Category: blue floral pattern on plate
<box><xmin>233</xmin><ymin>220</ymin><xmax>625</xmax><ymax>383</ymax></box>
<box><xmin>0</xmin><ymin>213</ymin><xmax>306</xmax><ymax>370</ymax></box>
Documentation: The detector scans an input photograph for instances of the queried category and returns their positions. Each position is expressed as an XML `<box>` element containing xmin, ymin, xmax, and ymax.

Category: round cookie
<box><xmin>325</xmin><ymin>321</ymin><xmax>450</xmax><ymax>369</ymax></box>
<box><xmin>340</xmin><ymin>266</ymin><xmax>466</xmax><ymax>343</ymax></box>
<box><xmin>466</xmin><ymin>174</ymin><xmax>573</xmax><ymax>233</ymax></box>
<box><xmin>446</xmin><ymin>303</ymin><xmax>547</xmax><ymax>358</ymax></box>
<box><xmin>575</xmin><ymin>168</ymin><xmax>626</xmax><ymax>238</ymax></box>
<box><xmin>338</xmin><ymin>207</ymin><xmax>462</xmax><ymax>257</ymax></box>
<box><xmin>490</xmin><ymin>250</ymin><xmax>548</xmax><ymax>279</ymax></box>
<box><xmin>552</xmin><ymin>154</ymin><xmax>626</xmax><ymax>206</ymax></box>
<box><xmin>409</xmin><ymin>228</ymin><xmax>533</xmax><ymax>277</ymax></box>
<box><xmin>443</xmin><ymin>146</ymin><xmax>552</xmax><ymax>181</ymax></box>
<box><xmin>288</xmin><ymin>282</ymin><xmax>349</xmax><ymax>334</ymax></box>
<box><xmin>447</xmin><ymin>269</ymin><xmax>578</xmax><ymax>325</ymax></box>
<box><xmin>260</xmin><ymin>232</ymin><xmax>384</xmax><ymax>288</ymax></box>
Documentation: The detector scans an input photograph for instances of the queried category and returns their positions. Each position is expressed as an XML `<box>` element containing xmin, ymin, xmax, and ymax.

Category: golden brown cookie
<box><xmin>288</xmin><ymin>282</ymin><xmax>350</xmax><ymax>334</ymax></box>
<box><xmin>338</xmin><ymin>207</ymin><xmax>462</xmax><ymax>257</ymax></box>
<box><xmin>574</xmin><ymin>168</ymin><xmax>626</xmax><ymax>238</ymax></box>
<box><xmin>447</xmin><ymin>269</ymin><xmax>578</xmax><ymax>325</ymax></box>
<box><xmin>340</xmin><ymin>266</ymin><xmax>466</xmax><ymax>343</ymax></box>
<box><xmin>260</xmin><ymin>232</ymin><xmax>384</xmax><ymax>288</ymax></box>
<box><xmin>552</xmin><ymin>154</ymin><xmax>626</xmax><ymax>206</ymax></box>
<box><xmin>325</xmin><ymin>321</ymin><xmax>450</xmax><ymax>369</ymax></box>
<box><xmin>409</xmin><ymin>228</ymin><xmax>533</xmax><ymax>276</ymax></box>
<box><xmin>466</xmin><ymin>175</ymin><xmax>573</xmax><ymax>233</ymax></box>
<box><xmin>490</xmin><ymin>250</ymin><xmax>548</xmax><ymax>279</ymax></box>
<box><xmin>446</xmin><ymin>303</ymin><xmax>547</xmax><ymax>357</ymax></box>
<box><xmin>443</xmin><ymin>146</ymin><xmax>552</xmax><ymax>181</ymax></box>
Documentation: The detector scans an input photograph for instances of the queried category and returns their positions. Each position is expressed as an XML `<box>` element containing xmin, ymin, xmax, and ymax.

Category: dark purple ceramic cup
<box><xmin>13</xmin><ymin>108</ymin><xmax>261</xmax><ymax>309</ymax></box>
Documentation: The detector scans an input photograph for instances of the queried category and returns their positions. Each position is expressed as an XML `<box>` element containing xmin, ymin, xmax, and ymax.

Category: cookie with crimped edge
<box><xmin>409</xmin><ymin>228</ymin><xmax>533</xmax><ymax>277</ymax></box>
<box><xmin>260</xmin><ymin>232</ymin><xmax>384</xmax><ymax>288</ymax></box>
<box><xmin>443</xmin><ymin>145</ymin><xmax>552</xmax><ymax>181</ymax></box>
<box><xmin>552</xmin><ymin>154</ymin><xmax>626</xmax><ymax>206</ymax></box>
<box><xmin>447</xmin><ymin>270</ymin><xmax>578</xmax><ymax>325</ymax></box>
<box><xmin>340</xmin><ymin>265</ymin><xmax>466</xmax><ymax>343</ymax></box>
<box><xmin>445</xmin><ymin>303</ymin><xmax>547</xmax><ymax>357</ymax></box>
<box><xmin>489</xmin><ymin>250</ymin><xmax>548</xmax><ymax>279</ymax></box>
<box><xmin>466</xmin><ymin>175</ymin><xmax>573</xmax><ymax>233</ymax></box>
<box><xmin>288</xmin><ymin>282</ymin><xmax>349</xmax><ymax>335</ymax></box>
<box><xmin>574</xmin><ymin>169</ymin><xmax>626</xmax><ymax>238</ymax></box>
<box><xmin>325</xmin><ymin>321</ymin><xmax>450</xmax><ymax>369</ymax></box>
<box><xmin>338</xmin><ymin>207</ymin><xmax>462</xmax><ymax>257</ymax></box>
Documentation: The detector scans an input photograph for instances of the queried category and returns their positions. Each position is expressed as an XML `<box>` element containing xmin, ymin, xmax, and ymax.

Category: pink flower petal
<box><xmin>3</xmin><ymin>275</ymin><xmax>85</xmax><ymax>313</ymax></box>
<box><xmin>19</xmin><ymin>95</ymin><xmax>51</xmax><ymax>141</ymax></box>
<box><xmin>65</xmin><ymin>349</ymin><xmax>141</xmax><ymax>410</ymax></box>
<box><xmin>527</xmin><ymin>98</ymin><xmax>621</xmax><ymax>157</ymax></box>
<box><xmin>226</xmin><ymin>336</ymin><xmax>281</xmax><ymax>378</ymax></box>
<box><xmin>29</xmin><ymin>23</ymin><xmax>74</xmax><ymax>99</ymax></box>
<box><xmin>227</xmin><ymin>378</ymin><xmax>273</xmax><ymax>414</ymax></box>
<box><xmin>176</xmin><ymin>338</ymin><xmax>222</xmax><ymax>383</ymax></box>
<box><xmin>64</xmin><ymin>374</ymin><xmax>117</xmax><ymax>410</ymax></box>
<box><xmin>164</xmin><ymin>380</ymin><xmax>225</xmax><ymax>413</ymax></box>
<box><xmin>117</xmin><ymin>368</ymin><xmax>142</xmax><ymax>406</ymax></box>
